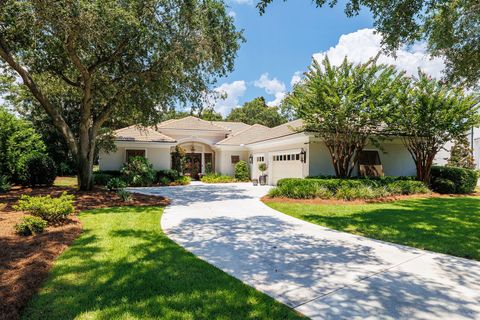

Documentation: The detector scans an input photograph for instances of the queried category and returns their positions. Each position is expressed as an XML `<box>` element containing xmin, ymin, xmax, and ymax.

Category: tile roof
<box><xmin>114</xmin><ymin>126</ymin><xmax>176</xmax><ymax>143</ymax></box>
<box><xmin>247</xmin><ymin>119</ymin><xmax>304</xmax><ymax>144</ymax></box>
<box><xmin>211</xmin><ymin>121</ymin><xmax>251</xmax><ymax>135</ymax></box>
<box><xmin>216</xmin><ymin>124</ymin><xmax>271</xmax><ymax>145</ymax></box>
<box><xmin>156</xmin><ymin>116</ymin><xmax>229</xmax><ymax>132</ymax></box>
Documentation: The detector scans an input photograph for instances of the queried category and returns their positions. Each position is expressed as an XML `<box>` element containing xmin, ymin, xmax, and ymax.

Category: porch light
<box><xmin>300</xmin><ymin>149</ymin><xmax>306</xmax><ymax>163</ymax></box>
<box><xmin>249</xmin><ymin>154</ymin><xmax>253</xmax><ymax>164</ymax></box>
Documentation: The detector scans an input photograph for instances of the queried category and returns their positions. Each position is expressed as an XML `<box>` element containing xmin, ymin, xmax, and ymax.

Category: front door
<box><xmin>184</xmin><ymin>153</ymin><xmax>202</xmax><ymax>180</ymax></box>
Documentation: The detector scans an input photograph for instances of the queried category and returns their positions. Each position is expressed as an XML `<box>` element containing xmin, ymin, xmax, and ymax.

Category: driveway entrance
<box><xmin>129</xmin><ymin>182</ymin><xmax>480</xmax><ymax>319</ymax></box>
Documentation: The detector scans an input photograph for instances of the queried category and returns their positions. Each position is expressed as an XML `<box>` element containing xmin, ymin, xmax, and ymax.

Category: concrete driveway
<box><xmin>129</xmin><ymin>182</ymin><xmax>480</xmax><ymax>319</ymax></box>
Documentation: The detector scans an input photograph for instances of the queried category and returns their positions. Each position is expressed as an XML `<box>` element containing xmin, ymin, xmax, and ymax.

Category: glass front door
<box><xmin>184</xmin><ymin>153</ymin><xmax>202</xmax><ymax>180</ymax></box>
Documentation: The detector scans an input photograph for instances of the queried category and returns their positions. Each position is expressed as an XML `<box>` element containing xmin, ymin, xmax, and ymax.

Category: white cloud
<box><xmin>312</xmin><ymin>28</ymin><xmax>445</xmax><ymax>78</ymax></box>
<box><xmin>290</xmin><ymin>71</ymin><xmax>302</xmax><ymax>87</ymax></box>
<box><xmin>254</xmin><ymin>73</ymin><xmax>287</xmax><ymax>106</ymax></box>
<box><xmin>212</xmin><ymin>80</ymin><xmax>247</xmax><ymax>116</ymax></box>
<box><xmin>230</xmin><ymin>0</ymin><xmax>253</xmax><ymax>5</ymax></box>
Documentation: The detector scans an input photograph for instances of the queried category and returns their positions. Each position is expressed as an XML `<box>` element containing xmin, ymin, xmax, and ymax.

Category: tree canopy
<box><xmin>0</xmin><ymin>0</ymin><xmax>242</xmax><ymax>190</ymax></box>
<box><xmin>257</xmin><ymin>0</ymin><xmax>479</xmax><ymax>88</ymax></box>
<box><xmin>226</xmin><ymin>97</ymin><xmax>287</xmax><ymax>127</ymax></box>
<box><xmin>284</xmin><ymin>56</ymin><xmax>407</xmax><ymax>177</ymax></box>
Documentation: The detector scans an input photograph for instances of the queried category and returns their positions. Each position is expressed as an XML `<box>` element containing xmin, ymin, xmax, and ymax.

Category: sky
<box><xmin>208</xmin><ymin>0</ymin><xmax>447</xmax><ymax>117</ymax></box>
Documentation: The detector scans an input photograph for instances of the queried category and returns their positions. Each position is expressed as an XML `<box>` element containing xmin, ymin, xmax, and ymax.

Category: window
<box><xmin>256</xmin><ymin>156</ymin><xmax>264</xmax><ymax>162</ymax></box>
<box><xmin>126</xmin><ymin>149</ymin><xmax>145</xmax><ymax>162</ymax></box>
<box><xmin>358</xmin><ymin>150</ymin><xmax>383</xmax><ymax>177</ymax></box>
<box><xmin>273</xmin><ymin>153</ymin><xmax>302</xmax><ymax>162</ymax></box>
<box><xmin>231</xmin><ymin>155</ymin><xmax>240</xmax><ymax>164</ymax></box>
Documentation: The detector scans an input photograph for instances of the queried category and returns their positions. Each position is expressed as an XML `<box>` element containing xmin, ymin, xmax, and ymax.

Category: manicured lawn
<box><xmin>53</xmin><ymin>176</ymin><xmax>77</xmax><ymax>187</ymax></box>
<box><xmin>267</xmin><ymin>197</ymin><xmax>480</xmax><ymax>260</ymax></box>
<box><xmin>23</xmin><ymin>206</ymin><xmax>303</xmax><ymax>320</ymax></box>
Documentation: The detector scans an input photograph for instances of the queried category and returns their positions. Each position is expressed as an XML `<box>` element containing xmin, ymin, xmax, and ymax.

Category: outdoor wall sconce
<box><xmin>300</xmin><ymin>149</ymin><xmax>307</xmax><ymax>163</ymax></box>
<box><xmin>249</xmin><ymin>154</ymin><xmax>253</xmax><ymax>164</ymax></box>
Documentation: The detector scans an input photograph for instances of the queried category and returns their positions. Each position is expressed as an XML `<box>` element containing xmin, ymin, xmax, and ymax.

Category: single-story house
<box><xmin>99</xmin><ymin>116</ymin><xmax>422</xmax><ymax>185</ymax></box>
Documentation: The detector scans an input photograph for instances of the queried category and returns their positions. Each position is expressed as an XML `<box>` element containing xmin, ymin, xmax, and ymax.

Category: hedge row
<box><xmin>430</xmin><ymin>166</ymin><xmax>478</xmax><ymax>194</ymax></box>
<box><xmin>270</xmin><ymin>177</ymin><xmax>430</xmax><ymax>200</ymax></box>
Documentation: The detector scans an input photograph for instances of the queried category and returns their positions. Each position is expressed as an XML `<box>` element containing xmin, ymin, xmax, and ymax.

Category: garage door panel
<box><xmin>271</xmin><ymin>151</ymin><xmax>303</xmax><ymax>185</ymax></box>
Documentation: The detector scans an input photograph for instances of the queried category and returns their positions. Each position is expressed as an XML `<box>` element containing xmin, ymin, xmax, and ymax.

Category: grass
<box><xmin>266</xmin><ymin>197</ymin><xmax>480</xmax><ymax>261</ymax></box>
<box><xmin>53</xmin><ymin>176</ymin><xmax>77</xmax><ymax>187</ymax></box>
<box><xmin>22</xmin><ymin>206</ymin><xmax>303</xmax><ymax>320</ymax></box>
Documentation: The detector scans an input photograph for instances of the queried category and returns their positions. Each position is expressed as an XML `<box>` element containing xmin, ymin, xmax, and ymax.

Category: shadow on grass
<box><xmin>22</xmin><ymin>206</ymin><xmax>304</xmax><ymax>320</ymax></box>
<box><xmin>292</xmin><ymin>197</ymin><xmax>480</xmax><ymax>260</ymax></box>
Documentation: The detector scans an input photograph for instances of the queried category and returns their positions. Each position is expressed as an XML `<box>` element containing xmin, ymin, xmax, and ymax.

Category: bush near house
<box><xmin>201</xmin><ymin>173</ymin><xmax>237</xmax><ymax>183</ymax></box>
<box><xmin>106</xmin><ymin>178</ymin><xmax>127</xmax><ymax>191</ymax></box>
<box><xmin>17</xmin><ymin>153</ymin><xmax>56</xmax><ymax>187</ymax></box>
<box><xmin>121</xmin><ymin>156</ymin><xmax>156</xmax><ymax>187</ymax></box>
<box><xmin>234</xmin><ymin>160</ymin><xmax>250</xmax><ymax>181</ymax></box>
<box><xmin>269</xmin><ymin>177</ymin><xmax>430</xmax><ymax>200</ymax></box>
<box><xmin>430</xmin><ymin>166</ymin><xmax>478</xmax><ymax>194</ymax></box>
<box><xmin>14</xmin><ymin>192</ymin><xmax>75</xmax><ymax>223</ymax></box>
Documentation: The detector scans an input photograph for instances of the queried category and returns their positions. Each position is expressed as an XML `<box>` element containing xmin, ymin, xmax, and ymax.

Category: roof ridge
<box><xmin>216</xmin><ymin>124</ymin><xmax>272</xmax><ymax>145</ymax></box>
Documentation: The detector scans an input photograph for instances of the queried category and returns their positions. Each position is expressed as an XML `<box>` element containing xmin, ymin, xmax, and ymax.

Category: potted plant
<box><xmin>258</xmin><ymin>163</ymin><xmax>267</xmax><ymax>185</ymax></box>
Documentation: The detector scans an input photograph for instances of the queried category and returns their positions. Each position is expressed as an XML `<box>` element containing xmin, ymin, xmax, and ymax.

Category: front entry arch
<box><xmin>173</xmin><ymin>141</ymin><xmax>215</xmax><ymax>180</ymax></box>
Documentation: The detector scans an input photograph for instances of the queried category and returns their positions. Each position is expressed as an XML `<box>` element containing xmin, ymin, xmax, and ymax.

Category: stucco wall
<box><xmin>308</xmin><ymin>139</ymin><xmax>416</xmax><ymax>177</ymax></box>
<box><xmin>98</xmin><ymin>144</ymin><xmax>171</xmax><ymax>171</ymax></box>
<box><xmin>216</xmin><ymin>150</ymin><xmax>248</xmax><ymax>176</ymax></box>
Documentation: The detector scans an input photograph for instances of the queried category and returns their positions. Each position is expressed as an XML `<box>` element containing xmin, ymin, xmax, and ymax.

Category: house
<box><xmin>475</xmin><ymin>137</ymin><xmax>480</xmax><ymax>169</ymax></box>
<box><xmin>99</xmin><ymin>116</ymin><xmax>417</xmax><ymax>185</ymax></box>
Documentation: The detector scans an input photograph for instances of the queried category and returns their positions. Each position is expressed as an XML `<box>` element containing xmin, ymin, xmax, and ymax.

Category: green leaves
<box><xmin>226</xmin><ymin>97</ymin><xmax>287</xmax><ymax>127</ymax></box>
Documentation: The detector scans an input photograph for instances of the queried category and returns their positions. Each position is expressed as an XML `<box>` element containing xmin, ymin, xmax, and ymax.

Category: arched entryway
<box><xmin>173</xmin><ymin>141</ymin><xmax>215</xmax><ymax>180</ymax></box>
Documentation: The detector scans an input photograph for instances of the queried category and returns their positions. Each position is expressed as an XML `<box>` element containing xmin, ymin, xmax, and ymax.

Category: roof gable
<box><xmin>114</xmin><ymin>126</ymin><xmax>175</xmax><ymax>143</ymax></box>
<box><xmin>156</xmin><ymin>116</ymin><xmax>229</xmax><ymax>132</ymax></box>
<box><xmin>216</xmin><ymin>124</ymin><xmax>271</xmax><ymax>145</ymax></box>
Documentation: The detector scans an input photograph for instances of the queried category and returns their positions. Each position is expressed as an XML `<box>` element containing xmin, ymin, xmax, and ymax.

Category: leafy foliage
<box><xmin>447</xmin><ymin>134</ymin><xmax>476</xmax><ymax>169</ymax></box>
<box><xmin>269</xmin><ymin>177</ymin><xmax>429</xmax><ymax>199</ymax></box>
<box><xmin>17</xmin><ymin>153</ymin><xmax>57</xmax><ymax>187</ymax></box>
<box><xmin>0</xmin><ymin>175</ymin><xmax>12</xmax><ymax>193</ymax></box>
<box><xmin>430</xmin><ymin>166</ymin><xmax>478</xmax><ymax>194</ymax></box>
<box><xmin>93</xmin><ymin>172</ymin><xmax>115</xmax><ymax>186</ymax></box>
<box><xmin>392</xmin><ymin>72</ymin><xmax>480</xmax><ymax>182</ymax></box>
<box><xmin>226</xmin><ymin>97</ymin><xmax>287</xmax><ymax>127</ymax></box>
<box><xmin>106</xmin><ymin>177</ymin><xmax>127</xmax><ymax>191</ymax></box>
<box><xmin>285</xmin><ymin>56</ymin><xmax>407</xmax><ymax>177</ymax></box>
<box><xmin>257</xmin><ymin>0</ymin><xmax>480</xmax><ymax>87</ymax></box>
<box><xmin>14</xmin><ymin>192</ymin><xmax>75</xmax><ymax>223</ymax></box>
<box><xmin>14</xmin><ymin>215</ymin><xmax>48</xmax><ymax>236</ymax></box>
<box><xmin>171</xmin><ymin>146</ymin><xmax>186</xmax><ymax>175</ymax></box>
<box><xmin>258</xmin><ymin>163</ymin><xmax>267</xmax><ymax>174</ymax></box>
<box><xmin>234</xmin><ymin>160</ymin><xmax>250</xmax><ymax>181</ymax></box>
<box><xmin>121</xmin><ymin>156</ymin><xmax>156</xmax><ymax>187</ymax></box>
<box><xmin>201</xmin><ymin>173</ymin><xmax>237</xmax><ymax>183</ymax></box>
<box><xmin>0</xmin><ymin>0</ymin><xmax>242</xmax><ymax>190</ymax></box>
<box><xmin>116</xmin><ymin>189</ymin><xmax>132</xmax><ymax>202</ymax></box>
<box><xmin>0</xmin><ymin>107</ymin><xmax>47</xmax><ymax>182</ymax></box>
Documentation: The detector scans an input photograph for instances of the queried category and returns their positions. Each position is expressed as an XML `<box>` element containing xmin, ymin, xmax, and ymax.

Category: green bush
<box><xmin>121</xmin><ymin>156</ymin><xmax>156</xmax><ymax>187</ymax></box>
<box><xmin>14</xmin><ymin>215</ymin><xmax>48</xmax><ymax>236</ymax></box>
<box><xmin>0</xmin><ymin>175</ymin><xmax>12</xmax><ymax>193</ymax></box>
<box><xmin>270</xmin><ymin>178</ymin><xmax>430</xmax><ymax>200</ymax></box>
<box><xmin>14</xmin><ymin>192</ymin><xmax>75</xmax><ymax>223</ymax></box>
<box><xmin>234</xmin><ymin>160</ymin><xmax>249</xmax><ymax>181</ymax></box>
<box><xmin>201</xmin><ymin>173</ymin><xmax>236</xmax><ymax>183</ymax></box>
<box><xmin>106</xmin><ymin>177</ymin><xmax>127</xmax><ymax>191</ymax></box>
<box><xmin>18</xmin><ymin>153</ymin><xmax>56</xmax><ymax>187</ymax></box>
<box><xmin>117</xmin><ymin>189</ymin><xmax>132</xmax><ymax>202</ymax></box>
<box><xmin>157</xmin><ymin>169</ymin><xmax>180</xmax><ymax>183</ymax></box>
<box><xmin>430</xmin><ymin>166</ymin><xmax>478</xmax><ymax>194</ymax></box>
<box><xmin>170</xmin><ymin>175</ymin><xmax>191</xmax><ymax>186</ymax></box>
<box><xmin>93</xmin><ymin>172</ymin><xmax>114</xmax><ymax>186</ymax></box>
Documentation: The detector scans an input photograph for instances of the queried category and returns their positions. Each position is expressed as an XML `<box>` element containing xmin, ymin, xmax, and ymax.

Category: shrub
<box><xmin>106</xmin><ymin>177</ymin><xmax>127</xmax><ymax>191</ymax></box>
<box><xmin>57</xmin><ymin>161</ymin><xmax>77</xmax><ymax>176</ymax></box>
<box><xmin>158</xmin><ymin>176</ymin><xmax>171</xmax><ymax>186</ymax></box>
<box><xmin>93</xmin><ymin>172</ymin><xmax>114</xmax><ymax>186</ymax></box>
<box><xmin>0</xmin><ymin>175</ymin><xmax>12</xmax><ymax>193</ymax></box>
<box><xmin>117</xmin><ymin>189</ymin><xmax>132</xmax><ymax>202</ymax></box>
<box><xmin>270</xmin><ymin>177</ymin><xmax>430</xmax><ymax>200</ymax></box>
<box><xmin>14</xmin><ymin>192</ymin><xmax>75</xmax><ymax>223</ymax></box>
<box><xmin>201</xmin><ymin>173</ymin><xmax>236</xmax><ymax>183</ymax></box>
<box><xmin>14</xmin><ymin>215</ymin><xmax>48</xmax><ymax>236</ymax></box>
<box><xmin>430</xmin><ymin>166</ymin><xmax>478</xmax><ymax>194</ymax></box>
<box><xmin>17</xmin><ymin>153</ymin><xmax>56</xmax><ymax>187</ymax></box>
<box><xmin>234</xmin><ymin>160</ymin><xmax>249</xmax><ymax>181</ymax></box>
<box><xmin>157</xmin><ymin>169</ymin><xmax>180</xmax><ymax>183</ymax></box>
<box><xmin>121</xmin><ymin>156</ymin><xmax>156</xmax><ymax>187</ymax></box>
<box><xmin>170</xmin><ymin>175</ymin><xmax>191</xmax><ymax>186</ymax></box>
<box><xmin>258</xmin><ymin>163</ymin><xmax>267</xmax><ymax>174</ymax></box>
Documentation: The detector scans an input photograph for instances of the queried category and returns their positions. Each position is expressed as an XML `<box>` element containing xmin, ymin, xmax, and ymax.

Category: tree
<box><xmin>447</xmin><ymin>134</ymin><xmax>476</xmax><ymax>169</ymax></box>
<box><xmin>257</xmin><ymin>0</ymin><xmax>479</xmax><ymax>88</ymax></box>
<box><xmin>226</xmin><ymin>97</ymin><xmax>287</xmax><ymax>127</ymax></box>
<box><xmin>393</xmin><ymin>72</ymin><xmax>479</xmax><ymax>182</ymax></box>
<box><xmin>198</xmin><ymin>108</ymin><xmax>223</xmax><ymax>121</ymax></box>
<box><xmin>0</xmin><ymin>107</ymin><xmax>47</xmax><ymax>181</ymax></box>
<box><xmin>284</xmin><ymin>56</ymin><xmax>407</xmax><ymax>177</ymax></box>
<box><xmin>0</xmin><ymin>0</ymin><xmax>242</xmax><ymax>190</ymax></box>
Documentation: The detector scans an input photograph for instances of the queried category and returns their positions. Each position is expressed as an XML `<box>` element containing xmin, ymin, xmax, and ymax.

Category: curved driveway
<box><xmin>129</xmin><ymin>182</ymin><xmax>480</xmax><ymax>319</ymax></box>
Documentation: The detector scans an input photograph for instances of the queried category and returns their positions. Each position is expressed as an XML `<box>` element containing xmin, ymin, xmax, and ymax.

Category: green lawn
<box><xmin>53</xmin><ymin>176</ymin><xmax>78</xmax><ymax>187</ymax></box>
<box><xmin>267</xmin><ymin>197</ymin><xmax>480</xmax><ymax>261</ymax></box>
<box><xmin>23</xmin><ymin>206</ymin><xmax>304</xmax><ymax>320</ymax></box>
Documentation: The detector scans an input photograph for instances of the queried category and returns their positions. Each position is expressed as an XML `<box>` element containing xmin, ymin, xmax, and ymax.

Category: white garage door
<box><xmin>271</xmin><ymin>151</ymin><xmax>304</xmax><ymax>185</ymax></box>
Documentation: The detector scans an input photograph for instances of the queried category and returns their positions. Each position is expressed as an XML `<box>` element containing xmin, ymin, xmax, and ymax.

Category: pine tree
<box><xmin>447</xmin><ymin>134</ymin><xmax>476</xmax><ymax>169</ymax></box>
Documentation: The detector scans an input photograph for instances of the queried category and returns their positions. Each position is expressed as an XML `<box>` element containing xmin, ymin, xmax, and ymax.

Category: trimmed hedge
<box><xmin>270</xmin><ymin>177</ymin><xmax>430</xmax><ymax>200</ymax></box>
<box><xmin>234</xmin><ymin>160</ymin><xmax>250</xmax><ymax>182</ymax></box>
<box><xmin>18</xmin><ymin>153</ymin><xmax>56</xmax><ymax>187</ymax></box>
<box><xmin>14</xmin><ymin>192</ymin><xmax>75</xmax><ymax>223</ymax></box>
<box><xmin>201</xmin><ymin>173</ymin><xmax>236</xmax><ymax>183</ymax></box>
<box><xmin>15</xmin><ymin>215</ymin><xmax>48</xmax><ymax>236</ymax></box>
<box><xmin>430</xmin><ymin>166</ymin><xmax>478</xmax><ymax>194</ymax></box>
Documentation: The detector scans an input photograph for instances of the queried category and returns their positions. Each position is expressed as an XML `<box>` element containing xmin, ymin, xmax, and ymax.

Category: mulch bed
<box><xmin>261</xmin><ymin>191</ymin><xmax>480</xmax><ymax>205</ymax></box>
<box><xmin>0</xmin><ymin>186</ymin><xmax>169</xmax><ymax>320</ymax></box>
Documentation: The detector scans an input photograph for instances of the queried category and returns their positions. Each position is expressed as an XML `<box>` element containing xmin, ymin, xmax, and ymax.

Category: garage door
<box><xmin>271</xmin><ymin>152</ymin><xmax>304</xmax><ymax>185</ymax></box>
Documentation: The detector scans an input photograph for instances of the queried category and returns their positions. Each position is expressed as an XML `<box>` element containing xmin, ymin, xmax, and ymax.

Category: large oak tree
<box><xmin>0</xmin><ymin>0</ymin><xmax>242</xmax><ymax>190</ymax></box>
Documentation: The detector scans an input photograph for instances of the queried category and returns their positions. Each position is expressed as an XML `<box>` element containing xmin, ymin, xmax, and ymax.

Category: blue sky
<box><xmin>209</xmin><ymin>0</ymin><xmax>446</xmax><ymax>117</ymax></box>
